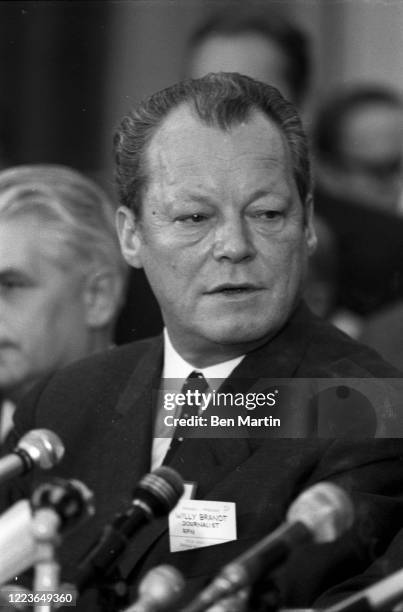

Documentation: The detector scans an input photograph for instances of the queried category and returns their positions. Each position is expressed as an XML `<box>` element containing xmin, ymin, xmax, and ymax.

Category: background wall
<box><xmin>1</xmin><ymin>0</ymin><xmax>402</xmax><ymax>184</ymax></box>
<box><xmin>0</xmin><ymin>1</ymin><xmax>110</xmax><ymax>171</ymax></box>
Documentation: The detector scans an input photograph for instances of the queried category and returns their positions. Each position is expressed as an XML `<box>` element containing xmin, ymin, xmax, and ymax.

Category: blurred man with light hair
<box><xmin>0</xmin><ymin>165</ymin><xmax>127</xmax><ymax>435</ymax></box>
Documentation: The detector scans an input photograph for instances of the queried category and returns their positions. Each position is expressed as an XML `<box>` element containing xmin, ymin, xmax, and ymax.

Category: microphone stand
<box><xmin>30</xmin><ymin>478</ymin><xmax>94</xmax><ymax>612</ymax></box>
<box><xmin>31</xmin><ymin>507</ymin><xmax>61</xmax><ymax>612</ymax></box>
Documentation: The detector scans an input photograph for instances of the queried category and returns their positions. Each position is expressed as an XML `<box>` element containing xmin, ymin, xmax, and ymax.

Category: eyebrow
<box><xmin>244</xmin><ymin>189</ymin><xmax>288</xmax><ymax>206</ymax></box>
<box><xmin>180</xmin><ymin>189</ymin><xmax>288</xmax><ymax>206</ymax></box>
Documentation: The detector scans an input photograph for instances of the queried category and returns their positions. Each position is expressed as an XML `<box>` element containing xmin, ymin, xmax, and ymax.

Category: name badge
<box><xmin>169</xmin><ymin>499</ymin><xmax>236</xmax><ymax>552</ymax></box>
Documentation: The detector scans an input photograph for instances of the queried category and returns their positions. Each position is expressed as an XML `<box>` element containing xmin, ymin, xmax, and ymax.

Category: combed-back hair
<box><xmin>0</xmin><ymin>164</ymin><xmax>127</xmax><ymax>288</ymax></box>
<box><xmin>114</xmin><ymin>72</ymin><xmax>311</xmax><ymax>217</ymax></box>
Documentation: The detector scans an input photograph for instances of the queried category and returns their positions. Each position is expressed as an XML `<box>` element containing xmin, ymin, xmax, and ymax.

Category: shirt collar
<box><xmin>0</xmin><ymin>399</ymin><xmax>15</xmax><ymax>443</ymax></box>
<box><xmin>162</xmin><ymin>328</ymin><xmax>244</xmax><ymax>388</ymax></box>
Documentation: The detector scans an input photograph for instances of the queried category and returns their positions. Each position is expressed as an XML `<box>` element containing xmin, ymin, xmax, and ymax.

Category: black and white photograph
<box><xmin>0</xmin><ymin>1</ymin><xmax>403</xmax><ymax>610</ymax></box>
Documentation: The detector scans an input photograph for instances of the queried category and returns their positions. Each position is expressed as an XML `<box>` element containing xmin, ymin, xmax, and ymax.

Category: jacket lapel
<box><xmin>229</xmin><ymin>301</ymin><xmax>313</xmax><ymax>381</ymax></box>
<box><xmin>101</xmin><ymin>337</ymin><xmax>164</xmax><ymax>510</ymax></box>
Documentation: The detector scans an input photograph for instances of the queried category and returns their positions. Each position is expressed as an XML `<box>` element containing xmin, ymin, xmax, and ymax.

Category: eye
<box><xmin>0</xmin><ymin>276</ymin><xmax>28</xmax><ymax>292</ymax></box>
<box><xmin>249</xmin><ymin>209</ymin><xmax>284</xmax><ymax>221</ymax></box>
<box><xmin>255</xmin><ymin>211</ymin><xmax>282</xmax><ymax>219</ymax></box>
<box><xmin>246</xmin><ymin>206</ymin><xmax>286</xmax><ymax>233</ymax></box>
<box><xmin>1</xmin><ymin>279</ymin><xmax>18</xmax><ymax>289</ymax></box>
<box><xmin>176</xmin><ymin>213</ymin><xmax>209</xmax><ymax>224</ymax></box>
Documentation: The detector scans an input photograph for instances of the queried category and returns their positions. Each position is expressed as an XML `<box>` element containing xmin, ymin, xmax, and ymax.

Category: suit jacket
<box><xmin>3</xmin><ymin>302</ymin><xmax>403</xmax><ymax>610</ymax></box>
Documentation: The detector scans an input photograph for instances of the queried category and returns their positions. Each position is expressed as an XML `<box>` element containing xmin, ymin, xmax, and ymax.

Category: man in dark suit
<box><xmin>3</xmin><ymin>74</ymin><xmax>403</xmax><ymax>611</ymax></box>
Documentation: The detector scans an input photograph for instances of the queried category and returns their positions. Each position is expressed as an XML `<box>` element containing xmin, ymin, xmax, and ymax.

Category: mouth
<box><xmin>206</xmin><ymin>284</ymin><xmax>263</xmax><ymax>296</ymax></box>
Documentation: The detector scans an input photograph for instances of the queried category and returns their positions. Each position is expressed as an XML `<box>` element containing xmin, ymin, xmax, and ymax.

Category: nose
<box><xmin>212</xmin><ymin>215</ymin><xmax>256</xmax><ymax>263</ymax></box>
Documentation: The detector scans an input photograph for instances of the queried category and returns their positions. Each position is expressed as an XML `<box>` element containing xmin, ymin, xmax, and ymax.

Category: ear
<box><xmin>116</xmin><ymin>206</ymin><xmax>144</xmax><ymax>269</ymax></box>
<box><xmin>83</xmin><ymin>269</ymin><xmax>125</xmax><ymax>329</ymax></box>
<box><xmin>304</xmin><ymin>195</ymin><xmax>317</xmax><ymax>255</ymax></box>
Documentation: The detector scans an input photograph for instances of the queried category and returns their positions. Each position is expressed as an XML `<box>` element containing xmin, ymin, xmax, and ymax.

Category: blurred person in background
<box><xmin>185</xmin><ymin>5</ymin><xmax>311</xmax><ymax>110</ymax></box>
<box><xmin>314</xmin><ymin>85</ymin><xmax>403</xmax><ymax>214</ymax></box>
<box><xmin>312</xmin><ymin>85</ymin><xmax>403</xmax><ymax>367</ymax></box>
<box><xmin>0</xmin><ymin>165</ymin><xmax>127</xmax><ymax>440</ymax></box>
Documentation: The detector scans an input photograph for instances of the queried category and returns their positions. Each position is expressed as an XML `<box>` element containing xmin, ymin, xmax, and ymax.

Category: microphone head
<box><xmin>31</xmin><ymin>478</ymin><xmax>95</xmax><ymax>530</ymax></box>
<box><xmin>133</xmin><ymin>467</ymin><xmax>184</xmax><ymax>517</ymax></box>
<box><xmin>134</xmin><ymin>565</ymin><xmax>185</xmax><ymax>610</ymax></box>
<box><xmin>286</xmin><ymin>482</ymin><xmax>354</xmax><ymax>543</ymax></box>
<box><xmin>16</xmin><ymin>429</ymin><xmax>65</xmax><ymax>469</ymax></box>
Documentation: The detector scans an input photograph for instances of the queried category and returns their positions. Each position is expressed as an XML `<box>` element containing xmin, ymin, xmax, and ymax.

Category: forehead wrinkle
<box><xmin>148</xmin><ymin>103</ymin><xmax>287</xmax><ymax>161</ymax></box>
<box><xmin>147</xmin><ymin>158</ymin><xmax>294</xmax><ymax>214</ymax></box>
<box><xmin>146</xmin><ymin>106</ymin><xmax>296</xmax><ymax>204</ymax></box>
<box><xmin>149</xmin><ymin>142</ymin><xmax>289</xmax><ymax>183</ymax></box>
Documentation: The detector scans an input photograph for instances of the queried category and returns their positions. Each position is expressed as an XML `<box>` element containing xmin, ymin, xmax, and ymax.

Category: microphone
<box><xmin>123</xmin><ymin>565</ymin><xmax>185</xmax><ymax>612</ymax></box>
<box><xmin>75</xmin><ymin>466</ymin><xmax>184</xmax><ymax>591</ymax></box>
<box><xmin>0</xmin><ymin>479</ymin><xmax>94</xmax><ymax>585</ymax></box>
<box><xmin>0</xmin><ymin>429</ymin><xmax>64</xmax><ymax>485</ymax></box>
<box><xmin>182</xmin><ymin>482</ymin><xmax>354</xmax><ymax>612</ymax></box>
<box><xmin>31</xmin><ymin>479</ymin><xmax>94</xmax><ymax>599</ymax></box>
<box><xmin>320</xmin><ymin>565</ymin><xmax>403</xmax><ymax>612</ymax></box>
<box><xmin>31</xmin><ymin>478</ymin><xmax>94</xmax><ymax>532</ymax></box>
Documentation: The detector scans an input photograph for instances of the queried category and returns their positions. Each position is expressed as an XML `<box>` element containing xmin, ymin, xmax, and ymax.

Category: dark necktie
<box><xmin>163</xmin><ymin>371</ymin><xmax>209</xmax><ymax>462</ymax></box>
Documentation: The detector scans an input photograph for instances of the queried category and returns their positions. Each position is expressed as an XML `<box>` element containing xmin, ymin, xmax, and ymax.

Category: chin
<box><xmin>204</xmin><ymin>317</ymin><xmax>281</xmax><ymax>346</ymax></box>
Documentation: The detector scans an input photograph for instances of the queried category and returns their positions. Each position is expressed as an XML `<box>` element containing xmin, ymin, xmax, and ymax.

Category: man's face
<box><xmin>119</xmin><ymin>106</ymin><xmax>315</xmax><ymax>364</ymax></box>
<box><xmin>339</xmin><ymin>102</ymin><xmax>403</xmax><ymax>212</ymax></box>
<box><xmin>189</xmin><ymin>33</ymin><xmax>294</xmax><ymax>103</ymax></box>
<box><xmin>0</xmin><ymin>217</ymin><xmax>93</xmax><ymax>400</ymax></box>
